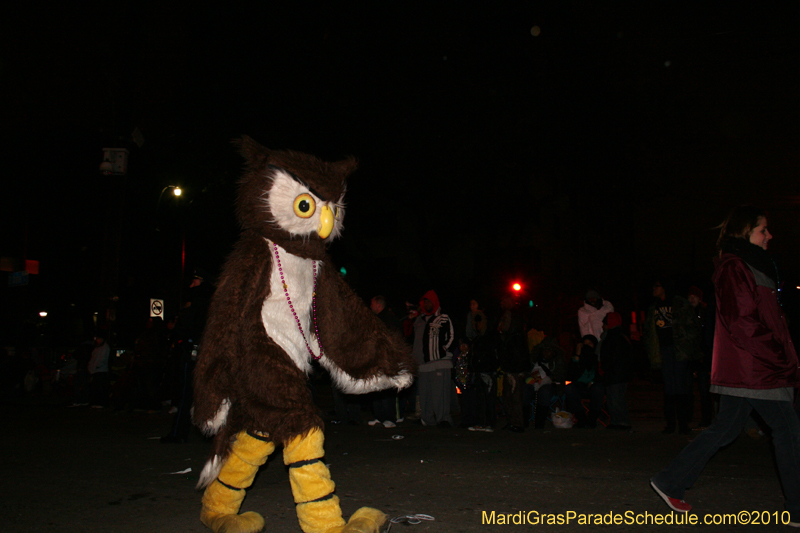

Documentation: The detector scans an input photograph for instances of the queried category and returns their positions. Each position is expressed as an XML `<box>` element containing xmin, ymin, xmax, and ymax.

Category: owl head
<box><xmin>234</xmin><ymin>135</ymin><xmax>357</xmax><ymax>259</ymax></box>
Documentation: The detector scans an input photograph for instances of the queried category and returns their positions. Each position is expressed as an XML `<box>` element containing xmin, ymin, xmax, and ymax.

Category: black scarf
<box><xmin>720</xmin><ymin>236</ymin><xmax>779</xmax><ymax>284</ymax></box>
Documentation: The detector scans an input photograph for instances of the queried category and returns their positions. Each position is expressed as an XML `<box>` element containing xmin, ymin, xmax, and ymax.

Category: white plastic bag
<box><xmin>551</xmin><ymin>411</ymin><xmax>574</xmax><ymax>429</ymax></box>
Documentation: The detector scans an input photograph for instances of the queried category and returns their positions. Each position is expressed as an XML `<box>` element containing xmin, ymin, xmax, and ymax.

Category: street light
<box><xmin>158</xmin><ymin>185</ymin><xmax>182</xmax><ymax>205</ymax></box>
<box><xmin>156</xmin><ymin>185</ymin><xmax>186</xmax><ymax>308</ymax></box>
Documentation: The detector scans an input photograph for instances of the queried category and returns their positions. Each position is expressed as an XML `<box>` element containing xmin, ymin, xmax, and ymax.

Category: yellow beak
<box><xmin>318</xmin><ymin>205</ymin><xmax>334</xmax><ymax>239</ymax></box>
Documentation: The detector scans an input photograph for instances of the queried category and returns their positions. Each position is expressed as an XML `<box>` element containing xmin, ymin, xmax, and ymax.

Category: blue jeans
<box><xmin>524</xmin><ymin>383</ymin><xmax>557</xmax><ymax>428</ymax></box>
<box><xmin>565</xmin><ymin>381</ymin><xmax>605</xmax><ymax>425</ymax></box>
<box><xmin>418</xmin><ymin>369</ymin><xmax>453</xmax><ymax>426</ymax></box>
<box><xmin>371</xmin><ymin>389</ymin><xmax>397</xmax><ymax>423</ymax></box>
<box><xmin>475</xmin><ymin>373</ymin><xmax>497</xmax><ymax>427</ymax></box>
<box><xmin>397</xmin><ymin>381</ymin><xmax>417</xmax><ymax>419</ymax></box>
<box><xmin>605</xmin><ymin>382</ymin><xmax>630</xmax><ymax>426</ymax></box>
<box><xmin>459</xmin><ymin>381</ymin><xmax>478</xmax><ymax>427</ymax></box>
<box><xmin>332</xmin><ymin>387</ymin><xmax>362</xmax><ymax>424</ymax></box>
<box><xmin>652</xmin><ymin>394</ymin><xmax>800</xmax><ymax>521</ymax></box>
<box><xmin>661</xmin><ymin>345</ymin><xmax>691</xmax><ymax>395</ymax></box>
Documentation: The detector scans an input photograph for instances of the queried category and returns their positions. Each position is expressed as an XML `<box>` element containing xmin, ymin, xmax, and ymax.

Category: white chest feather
<box><xmin>261</xmin><ymin>242</ymin><xmax>321</xmax><ymax>374</ymax></box>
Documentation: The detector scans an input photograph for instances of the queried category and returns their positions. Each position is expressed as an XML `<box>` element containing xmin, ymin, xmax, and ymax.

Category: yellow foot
<box><xmin>341</xmin><ymin>507</ymin><xmax>387</xmax><ymax>533</ymax></box>
<box><xmin>201</xmin><ymin>509</ymin><xmax>265</xmax><ymax>533</ymax></box>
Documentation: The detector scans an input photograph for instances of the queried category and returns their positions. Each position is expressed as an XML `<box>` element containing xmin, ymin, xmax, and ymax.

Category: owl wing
<box><xmin>192</xmin><ymin>233</ymin><xmax>272</xmax><ymax>435</ymax></box>
<box><xmin>315</xmin><ymin>262</ymin><xmax>417</xmax><ymax>394</ymax></box>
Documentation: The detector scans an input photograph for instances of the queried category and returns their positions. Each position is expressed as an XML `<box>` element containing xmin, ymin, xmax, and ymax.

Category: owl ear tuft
<box><xmin>233</xmin><ymin>135</ymin><xmax>270</xmax><ymax>167</ymax></box>
<box><xmin>334</xmin><ymin>156</ymin><xmax>359</xmax><ymax>178</ymax></box>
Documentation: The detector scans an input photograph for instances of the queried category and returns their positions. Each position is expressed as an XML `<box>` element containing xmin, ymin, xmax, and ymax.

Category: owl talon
<box><xmin>200</xmin><ymin>431</ymin><xmax>275</xmax><ymax>533</ymax></box>
<box><xmin>201</xmin><ymin>510</ymin><xmax>265</xmax><ymax>533</ymax></box>
<box><xmin>341</xmin><ymin>507</ymin><xmax>387</xmax><ymax>533</ymax></box>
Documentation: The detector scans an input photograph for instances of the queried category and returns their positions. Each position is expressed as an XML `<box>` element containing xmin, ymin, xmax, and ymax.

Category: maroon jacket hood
<box><xmin>420</xmin><ymin>290</ymin><xmax>440</xmax><ymax>315</ymax></box>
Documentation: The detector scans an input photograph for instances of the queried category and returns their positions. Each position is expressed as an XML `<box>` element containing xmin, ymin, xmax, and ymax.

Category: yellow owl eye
<box><xmin>293</xmin><ymin>194</ymin><xmax>316</xmax><ymax>218</ymax></box>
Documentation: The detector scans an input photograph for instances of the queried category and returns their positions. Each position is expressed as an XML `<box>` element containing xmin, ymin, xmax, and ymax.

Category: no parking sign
<box><xmin>150</xmin><ymin>299</ymin><xmax>165</xmax><ymax>318</ymax></box>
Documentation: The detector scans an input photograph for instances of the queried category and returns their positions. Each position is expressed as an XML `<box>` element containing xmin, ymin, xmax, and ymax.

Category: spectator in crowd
<box><xmin>367</xmin><ymin>295</ymin><xmax>403</xmax><ymax>428</ymax></box>
<box><xmin>672</xmin><ymin>286</ymin><xmax>707</xmax><ymax>429</ymax></box>
<box><xmin>397</xmin><ymin>301</ymin><xmax>420</xmax><ymax>421</ymax></box>
<box><xmin>331</xmin><ymin>387</ymin><xmax>363</xmax><ymax>425</ymax></box>
<box><xmin>469</xmin><ymin>330</ymin><xmax>499</xmax><ymax>432</ymax></box>
<box><xmin>54</xmin><ymin>349</ymin><xmax>78</xmax><ymax>403</ymax></box>
<box><xmin>686</xmin><ymin>286</ymin><xmax>715</xmax><ymax>428</ymax></box>
<box><xmin>163</xmin><ymin>268</ymin><xmax>213</xmax><ymax>442</ymax></box>
<box><xmin>132</xmin><ymin>317</ymin><xmax>168</xmax><ymax>411</ymax></box>
<box><xmin>527</xmin><ymin>336</ymin><xmax>566</xmax><ymax>429</ymax></box>
<box><xmin>371</xmin><ymin>295</ymin><xmax>402</xmax><ymax>332</ymax></box>
<box><xmin>87</xmin><ymin>334</ymin><xmax>111</xmax><ymax>408</ymax></box>
<box><xmin>578</xmin><ymin>290</ymin><xmax>614</xmax><ymax>341</ymax></box>
<box><xmin>412</xmin><ymin>290</ymin><xmax>455</xmax><ymax>427</ymax></box>
<box><xmin>69</xmin><ymin>341</ymin><xmax>93</xmax><ymax>406</ymax></box>
<box><xmin>527</xmin><ymin>326</ymin><xmax>546</xmax><ymax>355</ymax></box>
<box><xmin>161</xmin><ymin>315</ymin><xmax>182</xmax><ymax>412</ymax></box>
<box><xmin>453</xmin><ymin>339</ymin><xmax>478</xmax><ymax>428</ymax></box>
<box><xmin>599</xmin><ymin>312</ymin><xmax>633</xmax><ymax>430</ymax></box>
<box><xmin>465</xmin><ymin>299</ymin><xmax>488</xmax><ymax>341</ymax></box>
<box><xmin>645</xmin><ymin>279</ymin><xmax>696</xmax><ymax>435</ymax></box>
<box><xmin>651</xmin><ymin>206</ymin><xmax>800</xmax><ymax>522</ymax></box>
<box><xmin>498</xmin><ymin>296</ymin><xmax>529</xmax><ymax>433</ymax></box>
<box><xmin>565</xmin><ymin>335</ymin><xmax>605</xmax><ymax>429</ymax></box>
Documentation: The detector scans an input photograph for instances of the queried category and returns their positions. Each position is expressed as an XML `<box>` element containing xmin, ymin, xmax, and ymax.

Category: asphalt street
<box><xmin>7</xmin><ymin>380</ymin><xmax>794</xmax><ymax>533</ymax></box>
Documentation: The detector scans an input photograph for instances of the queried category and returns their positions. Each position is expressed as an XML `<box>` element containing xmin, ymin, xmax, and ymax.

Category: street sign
<box><xmin>150</xmin><ymin>298</ymin><xmax>165</xmax><ymax>318</ymax></box>
<box><xmin>101</xmin><ymin>148</ymin><xmax>129</xmax><ymax>176</ymax></box>
<box><xmin>9</xmin><ymin>271</ymin><xmax>28</xmax><ymax>287</ymax></box>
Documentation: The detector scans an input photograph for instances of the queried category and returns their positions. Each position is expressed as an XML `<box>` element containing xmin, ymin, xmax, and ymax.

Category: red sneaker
<box><xmin>650</xmin><ymin>480</ymin><xmax>692</xmax><ymax>513</ymax></box>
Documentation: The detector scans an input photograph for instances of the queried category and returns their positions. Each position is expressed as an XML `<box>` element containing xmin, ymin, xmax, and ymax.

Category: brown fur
<box><xmin>193</xmin><ymin>137</ymin><xmax>416</xmax><ymax>463</ymax></box>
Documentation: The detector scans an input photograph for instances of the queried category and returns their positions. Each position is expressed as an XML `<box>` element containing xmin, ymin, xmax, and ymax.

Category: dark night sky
<box><xmin>2</xmin><ymin>2</ymin><xmax>800</xmax><ymax>343</ymax></box>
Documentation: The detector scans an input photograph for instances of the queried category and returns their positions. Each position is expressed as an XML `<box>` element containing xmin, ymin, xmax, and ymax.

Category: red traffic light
<box><xmin>512</xmin><ymin>282</ymin><xmax>522</xmax><ymax>292</ymax></box>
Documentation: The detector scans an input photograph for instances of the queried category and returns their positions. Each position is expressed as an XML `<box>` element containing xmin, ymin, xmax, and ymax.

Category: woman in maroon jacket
<box><xmin>650</xmin><ymin>206</ymin><xmax>800</xmax><ymax>526</ymax></box>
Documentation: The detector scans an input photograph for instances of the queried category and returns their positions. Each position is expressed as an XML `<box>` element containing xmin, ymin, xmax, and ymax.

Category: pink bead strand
<box><xmin>273</xmin><ymin>243</ymin><xmax>324</xmax><ymax>360</ymax></box>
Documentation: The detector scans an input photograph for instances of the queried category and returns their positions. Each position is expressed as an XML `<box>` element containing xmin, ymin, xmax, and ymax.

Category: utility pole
<box><xmin>98</xmin><ymin>147</ymin><xmax>129</xmax><ymax>345</ymax></box>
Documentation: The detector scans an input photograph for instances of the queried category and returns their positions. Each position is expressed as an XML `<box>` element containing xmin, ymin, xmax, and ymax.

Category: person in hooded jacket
<box><xmin>578</xmin><ymin>289</ymin><xmax>614</xmax><ymax>341</ymax></box>
<box><xmin>651</xmin><ymin>206</ymin><xmax>800</xmax><ymax>524</ymax></box>
<box><xmin>412</xmin><ymin>290</ymin><xmax>455</xmax><ymax>427</ymax></box>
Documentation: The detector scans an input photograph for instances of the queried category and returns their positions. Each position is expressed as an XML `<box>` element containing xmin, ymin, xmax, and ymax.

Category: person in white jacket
<box><xmin>578</xmin><ymin>290</ymin><xmax>614</xmax><ymax>341</ymax></box>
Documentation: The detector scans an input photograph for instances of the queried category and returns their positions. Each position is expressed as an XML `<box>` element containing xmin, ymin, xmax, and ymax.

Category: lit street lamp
<box><xmin>157</xmin><ymin>185</ymin><xmax>182</xmax><ymax>206</ymax></box>
<box><xmin>156</xmin><ymin>185</ymin><xmax>186</xmax><ymax>308</ymax></box>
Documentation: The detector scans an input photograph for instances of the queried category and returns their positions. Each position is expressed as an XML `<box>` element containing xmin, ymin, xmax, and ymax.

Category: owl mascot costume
<box><xmin>192</xmin><ymin>136</ymin><xmax>415</xmax><ymax>533</ymax></box>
